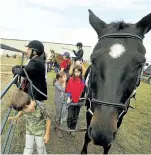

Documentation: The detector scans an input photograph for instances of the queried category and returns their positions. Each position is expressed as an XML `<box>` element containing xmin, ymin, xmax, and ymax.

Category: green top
<box><xmin>23</xmin><ymin>103</ymin><xmax>49</xmax><ymax>137</ymax></box>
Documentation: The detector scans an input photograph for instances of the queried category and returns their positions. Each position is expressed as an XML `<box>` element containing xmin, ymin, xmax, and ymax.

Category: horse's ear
<box><xmin>136</xmin><ymin>13</ymin><xmax>151</xmax><ymax>35</ymax></box>
<box><xmin>88</xmin><ymin>9</ymin><xmax>107</xmax><ymax>36</ymax></box>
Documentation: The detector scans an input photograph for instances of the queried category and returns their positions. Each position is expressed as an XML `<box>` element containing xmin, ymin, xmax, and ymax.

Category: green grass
<box><xmin>1</xmin><ymin>77</ymin><xmax>151</xmax><ymax>154</ymax></box>
<box><xmin>1</xmin><ymin>56</ymin><xmax>25</xmax><ymax>65</ymax></box>
<box><xmin>47</xmin><ymin>71</ymin><xmax>56</xmax><ymax>79</ymax></box>
<box><xmin>110</xmin><ymin>82</ymin><xmax>151</xmax><ymax>154</ymax></box>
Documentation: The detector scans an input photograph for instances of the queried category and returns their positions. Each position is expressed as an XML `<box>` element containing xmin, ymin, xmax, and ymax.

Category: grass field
<box><xmin>1</xmin><ymin>57</ymin><xmax>151</xmax><ymax>154</ymax></box>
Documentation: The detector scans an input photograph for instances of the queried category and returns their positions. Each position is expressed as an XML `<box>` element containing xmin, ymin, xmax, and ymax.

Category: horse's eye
<box><xmin>91</xmin><ymin>58</ymin><xmax>96</xmax><ymax>64</ymax></box>
<box><xmin>134</xmin><ymin>64</ymin><xmax>143</xmax><ymax>72</ymax></box>
<box><xmin>137</xmin><ymin>64</ymin><xmax>143</xmax><ymax>69</ymax></box>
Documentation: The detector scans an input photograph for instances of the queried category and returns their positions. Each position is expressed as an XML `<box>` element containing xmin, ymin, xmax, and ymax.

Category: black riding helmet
<box><xmin>26</xmin><ymin>40</ymin><xmax>44</xmax><ymax>56</ymax></box>
<box><xmin>76</xmin><ymin>42</ymin><xmax>83</xmax><ymax>47</ymax></box>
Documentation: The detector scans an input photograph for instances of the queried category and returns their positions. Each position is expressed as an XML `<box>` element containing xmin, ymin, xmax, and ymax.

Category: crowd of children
<box><xmin>9</xmin><ymin>40</ymin><xmax>85</xmax><ymax>154</ymax></box>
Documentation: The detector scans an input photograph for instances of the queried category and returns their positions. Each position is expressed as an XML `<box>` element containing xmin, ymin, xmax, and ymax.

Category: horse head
<box><xmin>87</xmin><ymin>9</ymin><xmax>151</xmax><ymax>147</ymax></box>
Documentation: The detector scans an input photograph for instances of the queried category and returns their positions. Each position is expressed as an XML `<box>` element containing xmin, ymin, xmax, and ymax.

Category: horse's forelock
<box><xmin>111</xmin><ymin>21</ymin><xmax>130</xmax><ymax>30</ymax></box>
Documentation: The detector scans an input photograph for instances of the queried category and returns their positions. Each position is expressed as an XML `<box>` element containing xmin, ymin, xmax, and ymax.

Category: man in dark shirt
<box><xmin>72</xmin><ymin>42</ymin><xmax>84</xmax><ymax>65</ymax></box>
<box><xmin>12</xmin><ymin>40</ymin><xmax>47</xmax><ymax>101</ymax></box>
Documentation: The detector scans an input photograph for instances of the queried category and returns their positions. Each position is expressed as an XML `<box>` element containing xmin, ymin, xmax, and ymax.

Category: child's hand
<box><xmin>62</xmin><ymin>82</ymin><xmax>66</xmax><ymax>88</ymax></box>
<box><xmin>8</xmin><ymin>116</ymin><xmax>19</xmax><ymax>124</ymax></box>
<box><xmin>44</xmin><ymin>133</ymin><xmax>50</xmax><ymax>144</ymax></box>
<box><xmin>67</xmin><ymin>97</ymin><xmax>71</xmax><ymax>104</ymax></box>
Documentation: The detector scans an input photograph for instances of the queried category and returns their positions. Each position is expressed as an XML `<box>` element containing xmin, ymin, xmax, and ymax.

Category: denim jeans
<box><xmin>23</xmin><ymin>134</ymin><xmax>47</xmax><ymax>155</ymax></box>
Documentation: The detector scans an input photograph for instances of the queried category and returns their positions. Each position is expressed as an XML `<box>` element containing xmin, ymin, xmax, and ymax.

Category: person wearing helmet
<box><xmin>12</xmin><ymin>40</ymin><xmax>47</xmax><ymax>101</ymax></box>
<box><xmin>72</xmin><ymin>42</ymin><xmax>84</xmax><ymax>65</ymax></box>
<box><xmin>60</xmin><ymin>52</ymin><xmax>71</xmax><ymax>74</ymax></box>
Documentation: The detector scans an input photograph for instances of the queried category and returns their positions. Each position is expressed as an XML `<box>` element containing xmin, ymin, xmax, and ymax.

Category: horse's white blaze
<box><xmin>109</xmin><ymin>43</ymin><xmax>126</xmax><ymax>59</ymax></box>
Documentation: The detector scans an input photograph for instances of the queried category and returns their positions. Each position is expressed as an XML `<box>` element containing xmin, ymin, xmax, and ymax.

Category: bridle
<box><xmin>85</xmin><ymin>33</ymin><xmax>144</xmax><ymax>119</ymax></box>
<box><xmin>98</xmin><ymin>33</ymin><xmax>142</xmax><ymax>41</ymax></box>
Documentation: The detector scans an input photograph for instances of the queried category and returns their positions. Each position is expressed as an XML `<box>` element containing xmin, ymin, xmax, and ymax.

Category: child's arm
<box><xmin>54</xmin><ymin>82</ymin><xmax>65</xmax><ymax>92</ymax></box>
<box><xmin>44</xmin><ymin>119</ymin><xmax>51</xmax><ymax>144</ymax></box>
<box><xmin>8</xmin><ymin>111</ymin><xmax>23</xmax><ymax>124</ymax></box>
<box><xmin>65</xmin><ymin>78</ymin><xmax>72</xmax><ymax>93</ymax></box>
<box><xmin>60</xmin><ymin>68</ymin><xmax>65</xmax><ymax>72</ymax></box>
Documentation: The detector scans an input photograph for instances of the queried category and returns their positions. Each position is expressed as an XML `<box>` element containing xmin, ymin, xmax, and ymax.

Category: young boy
<box><xmin>8</xmin><ymin>90</ymin><xmax>51</xmax><ymax>154</ymax></box>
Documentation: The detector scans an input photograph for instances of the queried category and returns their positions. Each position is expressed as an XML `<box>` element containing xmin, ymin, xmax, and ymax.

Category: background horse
<box><xmin>46</xmin><ymin>51</ymin><xmax>61</xmax><ymax>72</ymax></box>
<box><xmin>81</xmin><ymin>9</ymin><xmax>151</xmax><ymax>154</ymax></box>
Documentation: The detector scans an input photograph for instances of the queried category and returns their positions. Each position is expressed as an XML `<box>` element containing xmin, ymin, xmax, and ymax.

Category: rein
<box><xmin>98</xmin><ymin>33</ymin><xmax>142</xmax><ymax>41</ymax></box>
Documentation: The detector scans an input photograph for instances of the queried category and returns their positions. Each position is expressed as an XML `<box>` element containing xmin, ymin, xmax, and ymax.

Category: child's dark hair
<box><xmin>72</xmin><ymin>65</ymin><xmax>83</xmax><ymax>80</ymax></box>
<box><xmin>11</xmin><ymin>90</ymin><xmax>31</xmax><ymax>111</ymax></box>
<box><xmin>56</xmin><ymin>71</ymin><xmax>66</xmax><ymax>80</ymax></box>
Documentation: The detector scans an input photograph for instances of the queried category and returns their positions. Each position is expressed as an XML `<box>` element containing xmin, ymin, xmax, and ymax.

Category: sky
<box><xmin>0</xmin><ymin>0</ymin><xmax>151</xmax><ymax>61</ymax></box>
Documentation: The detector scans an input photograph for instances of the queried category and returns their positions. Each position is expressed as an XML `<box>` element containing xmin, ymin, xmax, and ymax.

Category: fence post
<box><xmin>0</xmin><ymin>107</ymin><xmax>12</xmax><ymax>134</ymax></box>
<box><xmin>0</xmin><ymin>74</ymin><xmax>19</xmax><ymax>99</ymax></box>
<box><xmin>1</xmin><ymin>111</ymin><xmax>17</xmax><ymax>154</ymax></box>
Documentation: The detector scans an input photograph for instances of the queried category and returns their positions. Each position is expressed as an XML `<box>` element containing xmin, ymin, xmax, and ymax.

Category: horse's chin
<box><xmin>93</xmin><ymin>140</ymin><xmax>113</xmax><ymax>147</ymax></box>
<box><xmin>88</xmin><ymin>126</ymin><xmax>116</xmax><ymax>147</ymax></box>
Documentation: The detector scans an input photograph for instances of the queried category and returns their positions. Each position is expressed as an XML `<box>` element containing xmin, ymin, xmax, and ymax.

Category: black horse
<box><xmin>81</xmin><ymin>9</ymin><xmax>151</xmax><ymax>154</ymax></box>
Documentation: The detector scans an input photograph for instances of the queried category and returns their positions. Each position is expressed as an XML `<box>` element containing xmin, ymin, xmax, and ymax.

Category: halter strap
<box><xmin>99</xmin><ymin>33</ymin><xmax>142</xmax><ymax>42</ymax></box>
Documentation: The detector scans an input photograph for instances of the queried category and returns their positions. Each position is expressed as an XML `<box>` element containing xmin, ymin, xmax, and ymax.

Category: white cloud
<box><xmin>94</xmin><ymin>0</ymin><xmax>149</xmax><ymax>11</ymax></box>
<box><xmin>25</xmin><ymin>0</ymin><xmax>150</xmax><ymax>12</ymax></box>
<box><xmin>0</xmin><ymin>0</ymin><xmax>151</xmax><ymax>61</ymax></box>
<box><xmin>0</xmin><ymin>0</ymin><xmax>67</xmax><ymax>30</ymax></box>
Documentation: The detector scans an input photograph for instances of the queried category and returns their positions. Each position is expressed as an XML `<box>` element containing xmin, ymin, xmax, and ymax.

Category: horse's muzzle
<box><xmin>88</xmin><ymin>125</ymin><xmax>115</xmax><ymax>146</ymax></box>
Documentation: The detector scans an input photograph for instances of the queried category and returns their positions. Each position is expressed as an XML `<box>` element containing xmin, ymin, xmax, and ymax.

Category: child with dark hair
<box><xmin>54</xmin><ymin>72</ymin><xmax>67</xmax><ymax>138</ymax></box>
<box><xmin>8</xmin><ymin>90</ymin><xmax>51</xmax><ymax>154</ymax></box>
<box><xmin>66</xmin><ymin>65</ymin><xmax>85</xmax><ymax>136</ymax></box>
